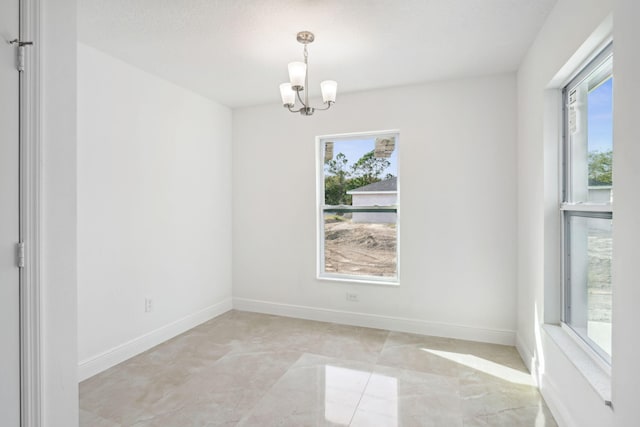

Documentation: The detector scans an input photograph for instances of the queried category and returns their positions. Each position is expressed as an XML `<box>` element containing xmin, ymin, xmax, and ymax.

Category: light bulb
<box><xmin>279</xmin><ymin>83</ymin><xmax>295</xmax><ymax>106</ymax></box>
<box><xmin>320</xmin><ymin>80</ymin><xmax>337</xmax><ymax>103</ymax></box>
<box><xmin>288</xmin><ymin>62</ymin><xmax>306</xmax><ymax>90</ymax></box>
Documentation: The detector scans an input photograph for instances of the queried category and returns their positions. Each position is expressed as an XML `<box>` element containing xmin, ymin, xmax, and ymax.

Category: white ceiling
<box><xmin>78</xmin><ymin>0</ymin><xmax>557</xmax><ymax>108</ymax></box>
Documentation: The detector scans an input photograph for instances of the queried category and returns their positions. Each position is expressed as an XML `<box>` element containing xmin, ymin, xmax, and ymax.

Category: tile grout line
<box><xmin>347</xmin><ymin>329</ymin><xmax>391</xmax><ymax>426</ymax></box>
<box><xmin>347</xmin><ymin>369</ymin><xmax>374</xmax><ymax>427</ymax></box>
<box><xmin>233</xmin><ymin>351</ymin><xmax>307</xmax><ymax>426</ymax></box>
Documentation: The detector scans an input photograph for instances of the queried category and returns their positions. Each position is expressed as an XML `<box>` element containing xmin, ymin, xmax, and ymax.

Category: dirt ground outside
<box><xmin>324</xmin><ymin>215</ymin><xmax>397</xmax><ymax>278</ymax></box>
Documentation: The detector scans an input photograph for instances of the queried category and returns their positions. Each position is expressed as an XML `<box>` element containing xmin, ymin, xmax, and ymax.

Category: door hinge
<box><xmin>9</xmin><ymin>39</ymin><xmax>34</xmax><ymax>72</ymax></box>
<box><xmin>16</xmin><ymin>242</ymin><xmax>25</xmax><ymax>268</ymax></box>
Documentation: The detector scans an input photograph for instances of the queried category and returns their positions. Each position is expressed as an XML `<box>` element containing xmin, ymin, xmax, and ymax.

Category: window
<box><xmin>562</xmin><ymin>44</ymin><xmax>613</xmax><ymax>362</ymax></box>
<box><xmin>317</xmin><ymin>131</ymin><xmax>399</xmax><ymax>284</ymax></box>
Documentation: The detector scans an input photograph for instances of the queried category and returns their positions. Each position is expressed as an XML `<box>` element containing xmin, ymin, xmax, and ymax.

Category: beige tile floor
<box><xmin>80</xmin><ymin>310</ymin><xmax>557</xmax><ymax>427</ymax></box>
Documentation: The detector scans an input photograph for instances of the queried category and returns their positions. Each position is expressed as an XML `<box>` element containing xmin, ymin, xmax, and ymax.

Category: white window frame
<box><xmin>316</xmin><ymin>130</ymin><xmax>400</xmax><ymax>286</ymax></box>
<box><xmin>561</xmin><ymin>43</ymin><xmax>613</xmax><ymax>365</ymax></box>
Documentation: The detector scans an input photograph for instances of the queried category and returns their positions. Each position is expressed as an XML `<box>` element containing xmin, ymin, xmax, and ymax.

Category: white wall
<box><xmin>42</xmin><ymin>0</ymin><xmax>78</xmax><ymax>425</ymax></box>
<box><xmin>232</xmin><ymin>74</ymin><xmax>518</xmax><ymax>344</ymax></box>
<box><xmin>611</xmin><ymin>0</ymin><xmax>640</xmax><ymax>425</ymax></box>
<box><xmin>77</xmin><ymin>44</ymin><xmax>233</xmax><ymax>379</ymax></box>
<box><xmin>516</xmin><ymin>0</ymin><xmax>613</xmax><ymax>426</ymax></box>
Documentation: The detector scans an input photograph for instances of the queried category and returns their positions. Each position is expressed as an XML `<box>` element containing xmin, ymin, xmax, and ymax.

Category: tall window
<box><xmin>317</xmin><ymin>132</ymin><xmax>399</xmax><ymax>284</ymax></box>
<box><xmin>562</xmin><ymin>44</ymin><xmax>613</xmax><ymax>362</ymax></box>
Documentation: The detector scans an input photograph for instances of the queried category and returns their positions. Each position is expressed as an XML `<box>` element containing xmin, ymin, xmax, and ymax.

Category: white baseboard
<box><xmin>515</xmin><ymin>333</ymin><xmax>573</xmax><ymax>426</ymax></box>
<box><xmin>516</xmin><ymin>331</ymin><xmax>594</xmax><ymax>427</ymax></box>
<box><xmin>516</xmin><ymin>334</ymin><xmax>535</xmax><ymax>374</ymax></box>
<box><xmin>232</xmin><ymin>297</ymin><xmax>515</xmax><ymax>346</ymax></box>
<box><xmin>539</xmin><ymin>371</ymin><xmax>574</xmax><ymax>427</ymax></box>
<box><xmin>78</xmin><ymin>298</ymin><xmax>232</xmax><ymax>382</ymax></box>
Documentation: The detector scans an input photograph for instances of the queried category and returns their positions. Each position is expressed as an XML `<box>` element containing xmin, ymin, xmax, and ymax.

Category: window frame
<box><xmin>316</xmin><ymin>130</ymin><xmax>400</xmax><ymax>286</ymax></box>
<box><xmin>560</xmin><ymin>43</ymin><xmax>613</xmax><ymax>364</ymax></box>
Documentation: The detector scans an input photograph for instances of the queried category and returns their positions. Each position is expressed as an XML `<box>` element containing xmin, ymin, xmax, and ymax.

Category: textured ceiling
<box><xmin>78</xmin><ymin>0</ymin><xmax>557</xmax><ymax>108</ymax></box>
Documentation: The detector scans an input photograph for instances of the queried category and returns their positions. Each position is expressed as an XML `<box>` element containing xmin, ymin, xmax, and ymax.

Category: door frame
<box><xmin>19</xmin><ymin>0</ymin><xmax>42</xmax><ymax>425</ymax></box>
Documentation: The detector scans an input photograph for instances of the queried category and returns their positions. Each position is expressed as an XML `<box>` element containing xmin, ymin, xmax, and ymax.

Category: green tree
<box><xmin>324</xmin><ymin>153</ymin><xmax>351</xmax><ymax>205</ymax></box>
<box><xmin>588</xmin><ymin>150</ymin><xmax>612</xmax><ymax>186</ymax></box>
<box><xmin>347</xmin><ymin>150</ymin><xmax>392</xmax><ymax>190</ymax></box>
<box><xmin>324</xmin><ymin>150</ymin><xmax>394</xmax><ymax>205</ymax></box>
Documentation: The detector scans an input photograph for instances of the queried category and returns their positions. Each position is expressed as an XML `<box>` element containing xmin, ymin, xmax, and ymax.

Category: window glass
<box><xmin>323</xmin><ymin>212</ymin><xmax>397</xmax><ymax>278</ymax></box>
<box><xmin>566</xmin><ymin>55</ymin><xmax>613</xmax><ymax>204</ymax></box>
<box><xmin>319</xmin><ymin>134</ymin><xmax>399</xmax><ymax>283</ymax></box>
<box><xmin>565</xmin><ymin>214</ymin><xmax>612</xmax><ymax>358</ymax></box>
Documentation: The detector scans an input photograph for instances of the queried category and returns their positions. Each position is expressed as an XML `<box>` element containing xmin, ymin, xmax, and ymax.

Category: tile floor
<box><xmin>80</xmin><ymin>310</ymin><xmax>557</xmax><ymax>426</ymax></box>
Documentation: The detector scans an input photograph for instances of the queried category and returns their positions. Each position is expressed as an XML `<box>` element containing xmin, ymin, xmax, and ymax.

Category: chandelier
<box><xmin>279</xmin><ymin>31</ymin><xmax>337</xmax><ymax>116</ymax></box>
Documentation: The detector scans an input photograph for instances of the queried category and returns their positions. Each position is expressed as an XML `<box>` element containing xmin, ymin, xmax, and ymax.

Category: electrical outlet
<box><xmin>145</xmin><ymin>298</ymin><xmax>153</xmax><ymax>313</ymax></box>
<box><xmin>346</xmin><ymin>292</ymin><xmax>358</xmax><ymax>302</ymax></box>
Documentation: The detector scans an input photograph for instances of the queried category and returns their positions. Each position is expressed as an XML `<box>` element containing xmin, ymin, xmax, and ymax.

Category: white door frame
<box><xmin>19</xmin><ymin>0</ymin><xmax>42</xmax><ymax>425</ymax></box>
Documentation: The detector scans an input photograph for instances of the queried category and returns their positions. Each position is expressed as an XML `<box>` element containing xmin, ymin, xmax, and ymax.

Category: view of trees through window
<box><xmin>588</xmin><ymin>150</ymin><xmax>612</xmax><ymax>186</ymax></box>
<box><xmin>320</xmin><ymin>135</ymin><xmax>399</xmax><ymax>281</ymax></box>
<box><xmin>587</xmin><ymin>77</ymin><xmax>613</xmax><ymax>189</ymax></box>
<box><xmin>324</xmin><ymin>151</ymin><xmax>394</xmax><ymax>205</ymax></box>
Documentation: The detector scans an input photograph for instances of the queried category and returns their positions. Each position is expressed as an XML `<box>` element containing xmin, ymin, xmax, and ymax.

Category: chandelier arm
<box><xmin>287</xmin><ymin>104</ymin><xmax>303</xmax><ymax>113</ymax></box>
<box><xmin>314</xmin><ymin>101</ymin><xmax>334</xmax><ymax>111</ymax></box>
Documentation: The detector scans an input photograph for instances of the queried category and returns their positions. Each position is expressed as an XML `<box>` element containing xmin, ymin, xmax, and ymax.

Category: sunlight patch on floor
<box><xmin>421</xmin><ymin>348</ymin><xmax>534</xmax><ymax>386</ymax></box>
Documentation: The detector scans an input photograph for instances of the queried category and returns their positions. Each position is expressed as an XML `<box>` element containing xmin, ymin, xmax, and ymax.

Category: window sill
<box><xmin>542</xmin><ymin>324</ymin><xmax>612</xmax><ymax>405</ymax></box>
<box><xmin>317</xmin><ymin>274</ymin><xmax>399</xmax><ymax>287</ymax></box>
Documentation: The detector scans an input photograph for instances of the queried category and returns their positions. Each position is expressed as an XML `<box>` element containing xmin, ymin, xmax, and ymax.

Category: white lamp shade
<box><xmin>288</xmin><ymin>61</ymin><xmax>307</xmax><ymax>88</ymax></box>
<box><xmin>320</xmin><ymin>80</ymin><xmax>337</xmax><ymax>103</ymax></box>
<box><xmin>279</xmin><ymin>83</ymin><xmax>295</xmax><ymax>106</ymax></box>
